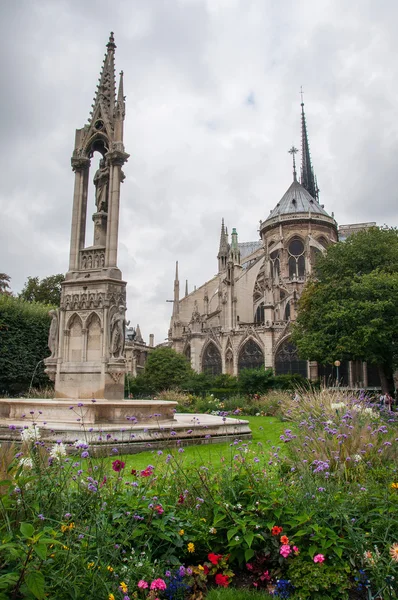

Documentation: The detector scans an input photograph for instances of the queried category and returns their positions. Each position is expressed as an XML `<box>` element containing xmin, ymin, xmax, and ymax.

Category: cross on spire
<box><xmin>288</xmin><ymin>146</ymin><xmax>298</xmax><ymax>181</ymax></box>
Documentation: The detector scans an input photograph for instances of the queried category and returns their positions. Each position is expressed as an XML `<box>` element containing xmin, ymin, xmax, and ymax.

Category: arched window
<box><xmin>269</xmin><ymin>250</ymin><xmax>280</xmax><ymax>278</ymax></box>
<box><xmin>254</xmin><ymin>302</ymin><xmax>265</xmax><ymax>324</ymax></box>
<box><xmin>275</xmin><ymin>340</ymin><xmax>307</xmax><ymax>377</ymax></box>
<box><xmin>284</xmin><ymin>301</ymin><xmax>290</xmax><ymax>321</ymax></box>
<box><xmin>288</xmin><ymin>238</ymin><xmax>305</xmax><ymax>279</ymax></box>
<box><xmin>238</xmin><ymin>339</ymin><xmax>264</xmax><ymax>371</ymax></box>
<box><xmin>184</xmin><ymin>344</ymin><xmax>191</xmax><ymax>364</ymax></box>
<box><xmin>202</xmin><ymin>342</ymin><xmax>222</xmax><ymax>375</ymax></box>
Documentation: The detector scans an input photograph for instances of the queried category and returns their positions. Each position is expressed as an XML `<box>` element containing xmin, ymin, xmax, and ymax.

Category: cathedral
<box><xmin>168</xmin><ymin>103</ymin><xmax>379</xmax><ymax>389</ymax></box>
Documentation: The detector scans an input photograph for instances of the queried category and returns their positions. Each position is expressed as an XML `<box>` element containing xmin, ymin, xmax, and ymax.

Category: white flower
<box><xmin>353</xmin><ymin>454</ymin><xmax>362</xmax><ymax>462</ymax></box>
<box><xmin>19</xmin><ymin>457</ymin><xmax>33</xmax><ymax>469</ymax></box>
<box><xmin>331</xmin><ymin>402</ymin><xmax>345</xmax><ymax>410</ymax></box>
<box><xmin>50</xmin><ymin>442</ymin><xmax>67</xmax><ymax>460</ymax></box>
<box><xmin>234</xmin><ymin>535</ymin><xmax>240</xmax><ymax>541</ymax></box>
<box><xmin>236</xmin><ymin>503</ymin><xmax>242</xmax><ymax>509</ymax></box>
<box><xmin>20</xmin><ymin>424</ymin><xmax>40</xmax><ymax>442</ymax></box>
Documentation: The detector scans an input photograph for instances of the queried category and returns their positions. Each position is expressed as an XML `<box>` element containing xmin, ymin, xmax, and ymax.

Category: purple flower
<box><xmin>81</xmin><ymin>451</ymin><xmax>89</xmax><ymax>459</ymax></box>
<box><xmin>38</xmin><ymin>514</ymin><xmax>45</xmax><ymax>520</ymax></box>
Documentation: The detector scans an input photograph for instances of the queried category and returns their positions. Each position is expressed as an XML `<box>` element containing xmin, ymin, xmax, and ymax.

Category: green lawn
<box><xmin>111</xmin><ymin>416</ymin><xmax>287</xmax><ymax>471</ymax></box>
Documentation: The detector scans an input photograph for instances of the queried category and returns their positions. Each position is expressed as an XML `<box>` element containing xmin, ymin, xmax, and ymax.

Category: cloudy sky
<box><xmin>1</xmin><ymin>0</ymin><xmax>398</xmax><ymax>343</ymax></box>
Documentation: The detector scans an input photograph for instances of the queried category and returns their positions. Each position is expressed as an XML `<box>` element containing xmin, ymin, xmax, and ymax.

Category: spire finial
<box><xmin>300</xmin><ymin>94</ymin><xmax>319</xmax><ymax>200</ymax></box>
<box><xmin>88</xmin><ymin>33</ymin><xmax>117</xmax><ymax>124</ymax></box>
<box><xmin>288</xmin><ymin>146</ymin><xmax>298</xmax><ymax>182</ymax></box>
<box><xmin>300</xmin><ymin>85</ymin><xmax>304</xmax><ymax>105</ymax></box>
<box><xmin>175</xmin><ymin>260</ymin><xmax>179</xmax><ymax>281</ymax></box>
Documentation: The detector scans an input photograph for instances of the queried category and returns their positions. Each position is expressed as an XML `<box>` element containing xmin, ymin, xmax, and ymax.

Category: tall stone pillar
<box><xmin>45</xmin><ymin>33</ymin><xmax>130</xmax><ymax>400</ymax></box>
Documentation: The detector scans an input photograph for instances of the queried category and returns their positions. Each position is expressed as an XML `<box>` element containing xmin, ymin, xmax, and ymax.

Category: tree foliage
<box><xmin>292</xmin><ymin>227</ymin><xmax>398</xmax><ymax>392</ymax></box>
<box><xmin>142</xmin><ymin>346</ymin><xmax>194</xmax><ymax>392</ymax></box>
<box><xmin>0</xmin><ymin>295</ymin><xmax>52</xmax><ymax>395</ymax></box>
<box><xmin>19</xmin><ymin>274</ymin><xmax>65</xmax><ymax>306</ymax></box>
<box><xmin>0</xmin><ymin>273</ymin><xmax>12</xmax><ymax>296</ymax></box>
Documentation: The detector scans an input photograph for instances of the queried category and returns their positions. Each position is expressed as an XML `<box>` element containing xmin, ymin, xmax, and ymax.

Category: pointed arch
<box><xmin>274</xmin><ymin>337</ymin><xmax>307</xmax><ymax>378</ymax></box>
<box><xmin>183</xmin><ymin>343</ymin><xmax>191</xmax><ymax>365</ymax></box>
<box><xmin>86</xmin><ymin>312</ymin><xmax>102</xmax><ymax>362</ymax></box>
<box><xmin>201</xmin><ymin>341</ymin><xmax>222</xmax><ymax>375</ymax></box>
<box><xmin>67</xmin><ymin>313</ymin><xmax>83</xmax><ymax>362</ymax></box>
<box><xmin>238</xmin><ymin>338</ymin><xmax>264</xmax><ymax>372</ymax></box>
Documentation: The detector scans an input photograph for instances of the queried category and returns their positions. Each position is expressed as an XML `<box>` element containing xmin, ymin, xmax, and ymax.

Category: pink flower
<box><xmin>313</xmin><ymin>554</ymin><xmax>325</xmax><ymax>563</ymax></box>
<box><xmin>280</xmin><ymin>544</ymin><xmax>291</xmax><ymax>558</ymax></box>
<box><xmin>150</xmin><ymin>579</ymin><xmax>167</xmax><ymax>591</ymax></box>
<box><xmin>138</xmin><ymin>580</ymin><xmax>148</xmax><ymax>589</ymax></box>
<box><xmin>293</xmin><ymin>545</ymin><xmax>300</xmax><ymax>554</ymax></box>
<box><xmin>112</xmin><ymin>460</ymin><xmax>125</xmax><ymax>472</ymax></box>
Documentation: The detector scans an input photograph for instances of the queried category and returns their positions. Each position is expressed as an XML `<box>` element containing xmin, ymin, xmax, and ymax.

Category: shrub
<box><xmin>0</xmin><ymin>295</ymin><xmax>52</xmax><ymax>395</ymax></box>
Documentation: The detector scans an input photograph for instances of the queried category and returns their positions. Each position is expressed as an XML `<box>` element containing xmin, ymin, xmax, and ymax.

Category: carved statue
<box><xmin>93</xmin><ymin>158</ymin><xmax>109</xmax><ymax>213</ymax></box>
<box><xmin>110</xmin><ymin>305</ymin><xmax>129</xmax><ymax>359</ymax></box>
<box><xmin>48</xmin><ymin>310</ymin><xmax>59</xmax><ymax>358</ymax></box>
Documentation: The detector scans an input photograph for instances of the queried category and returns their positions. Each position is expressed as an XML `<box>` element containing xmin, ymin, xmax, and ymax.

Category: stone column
<box><xmin>69</xmin><ymin>159</ymin><xmax>90</xmax><ymax>271</ymax></box>
<box><xmin>105</xmin><ymin>155</ymin><xmax>125</xmax><ymax>268</ymax></box>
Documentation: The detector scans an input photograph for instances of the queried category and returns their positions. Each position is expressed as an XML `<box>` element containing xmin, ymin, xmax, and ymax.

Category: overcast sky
<box><xmin>1</xmin><ymin>0</ymin><xmax>397</xmax><ymax>344</ymax></box>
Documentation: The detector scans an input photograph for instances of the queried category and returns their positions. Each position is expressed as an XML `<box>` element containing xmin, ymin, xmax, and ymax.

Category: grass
<box><xmin>206</xmin><ymin>588</ymin><xmax>272</xmax><ymax>600</ymax></box>
<box><xmin>108</xmin><ymin>416</ymin><xmax>287</xmax><ymax>471</ymax></box>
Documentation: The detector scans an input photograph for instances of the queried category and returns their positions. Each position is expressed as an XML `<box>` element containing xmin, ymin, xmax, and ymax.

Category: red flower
<box><xmin>246</xmin><ymin>563</ymin><xmax>253</xmax><ymax>571</ymax></box>
<box><xmin>280</xmin><ymin>535</ymin><xmax>289</xmax><ymax>545</ymax></box>
<box><xmin>154</xmin><ymin>504</ymin><xmax>164</xmax><ymax>515</ymax></box>
<box><xmin>208</xmin><ymin>553</ymin><xmax>223</xmax><ymax>565</ymax></box>
<box><xmin>203</xmin><ymin>565</ymin><xmax>210</xmax><ymax>575</ymax></box>
<box><xmin>131</xmin><ymin>469</ymin><xmax>137</xmax><ymax>476</ymax></box>
<box><xmin>141</xmin><ymin>466</ymin><xmax>154</xmax><ymax>477</ymax></box>
<box><xmin>112</xmin><ymin>460</ymin><xmax>125</xmax><ymax>472</ymax></box>
<box><xmin>215</xmin><ymin>574</ymin><xmax>229</xmax><ymax>587</ymax></box>
<box><xmin>177</xmin><ymin>494</ymin><xmax>185</xmax><ymax>504</ymax></box>
<box><xmin>271</xmin><ymin>526</ymin><xmax>283</xmax><ymax>536</ymax></box>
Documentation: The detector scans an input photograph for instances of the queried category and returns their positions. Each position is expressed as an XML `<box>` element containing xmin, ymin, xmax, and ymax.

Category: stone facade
<box><xmin>45</xmin><ymin>33</ymin><xmax>130</xmax><ymax>399</ymax></box>
<box><xmin>168</xmin><ymin>108</ymin><xmax>379</xmax><ymax>389</ymax></box>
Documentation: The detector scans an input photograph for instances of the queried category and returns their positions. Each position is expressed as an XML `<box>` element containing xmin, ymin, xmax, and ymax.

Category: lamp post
<box><xmin>334</xmin><ymin>360</ymin><xmax>341</xmax><ymax>387</ymax></box>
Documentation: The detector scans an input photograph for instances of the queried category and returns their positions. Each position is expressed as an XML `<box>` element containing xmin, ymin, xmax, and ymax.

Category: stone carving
<box><xmin>48</xmin><ymin>309</ymin><xmax>59</xmax><ymax>358</ymax></box>
<box><xmin>93</xmin><ymin>158</ymin><xmax>109</xmax><ymax>212</ymax></box>
<box><xmin>191</xmin><ymin>300</ymin><xmax>201</xmax><ymax>322</ymax></box>
<box><xmin>110</xmin><ymin>305</ymin><xmax>129</xmax><ymax>359</ymax></box>
<box><xmin>79</xmin><ymin>248</ymin><xmax>106</xmax><ymax>270</ymax></box>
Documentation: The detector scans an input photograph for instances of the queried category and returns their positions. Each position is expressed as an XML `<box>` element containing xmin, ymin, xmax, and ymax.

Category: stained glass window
<box><xmin>238</xmin><ymin>339</ymin><xmax>264</xmax><ymax>371</ymax></box>
<box><xmin>275</xmin><ymin>340</ymin><xmax>307</xmax><ymax>377</ymax></box>
<box><xmin>202</xmin><ymin>342</ymin><xmax>222</xmax><ymax>375</ymax></box>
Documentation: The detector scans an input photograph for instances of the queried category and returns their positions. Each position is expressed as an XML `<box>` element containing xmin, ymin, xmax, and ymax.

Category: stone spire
<box><xmin>217</xmin><ymin>218</ymin><xmax>229</xmax><ymax>272</ymax></box>
<box><xmin>229</xmin><ymin>228</ymin><xmax>241</xmax><ymax>265</ymax></box>
<box><xmin>185</xmin><ymin>279</ymin><xmax>188</xmax><ymax>296</ymax></box>
<box><xmin>89</xmin><ymin>32</ymin><xmax>117</xmax><ymax>125</ymax></box>
<box><xmin>135</xmin><ymin>324</ymin><xmax>143</xmax><ymax>343</ymax></box>
<box><xmin>173</xmin><ymin>261</ymin><xmax>180</xmax><ymax>317</ymax></box>
<box><xmin>300</xmin><ymin>95</ymin><xmax>319</xmax><ymax>201</ymax></box>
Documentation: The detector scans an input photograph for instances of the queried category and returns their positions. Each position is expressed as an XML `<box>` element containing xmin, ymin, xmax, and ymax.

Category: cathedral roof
<box><xmin>266</xmin><ymin>179</ymin><xmax>331</xmax><ymax>221</ymax></box>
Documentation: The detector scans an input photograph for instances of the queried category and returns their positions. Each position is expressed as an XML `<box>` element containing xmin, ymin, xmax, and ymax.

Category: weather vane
<box><xmin>288</xmin><ymin>146</ymin><xmax>298</xmax><ymax>181</ymax></box>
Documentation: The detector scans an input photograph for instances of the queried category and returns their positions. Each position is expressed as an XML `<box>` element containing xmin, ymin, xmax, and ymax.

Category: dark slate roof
<box><xmin>266</xmin><ymin>179</ymin><xmax>331</xmax><ymax>220</ymax></box>
<box><xmin>238</xmin><ymin>241</ymin><xmax>262</xmax><ymax>260</ymax></box>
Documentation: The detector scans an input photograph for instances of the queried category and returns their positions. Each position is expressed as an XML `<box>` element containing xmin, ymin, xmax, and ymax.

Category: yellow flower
<box><xmin>107</xmin><ymin>566</ymin><xmax>114</xmax><ymax>572</ymax></box>
<box><xmin>187</xmin><ymin>542</ymin><xmax>195</xmax><ymax>553</ymax></box>
<box><xmin>178</xmin><ymin>529</ymin><xmax>185</xmax><ymax>536</ymax></box>
<box><xmin>120</xmin><ymin>582</ymin><xmax>128</xmax><ymax>593</ymax></box>
<box><xmin>390</xmin><ymin>543</ymin><xmax>398</xmax><ymax>562</ymax></box>
<box><xmin>109</xmin><ymin>594</ymin><xmax>115</xmax><ymax>600</ymax></box>
<box><xmin>87</xmin><ymin>562</ymin><xmax>95</xmax><ymax>569</ymax></box>
<box><xmin>391</xmin><ymin>482</ymin><xmax>398</xmax><ymax>489</ymax></box>
<box><xmin>200</xmin><ymin>518</ymin><xmax>206</xmax><ymax>522</ymax></box>
<box><xmin>198</xmin><ymin>565</ymin><xmax>204</xmax><ymax>571</ymax></box>
<box><xmin>61</xmin><ymin>525</ymin><xmax>68</xmax><ymax>533</ymax></box>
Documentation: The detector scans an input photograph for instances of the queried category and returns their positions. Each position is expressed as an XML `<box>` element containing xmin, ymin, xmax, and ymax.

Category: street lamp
<box><xmin>334</xmin><ymin>360</ymin><xmax>341</xmax><ymax>386</ymax></box>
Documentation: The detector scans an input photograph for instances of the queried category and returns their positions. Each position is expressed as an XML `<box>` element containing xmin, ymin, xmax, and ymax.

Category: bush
<box><xmin>0</xmin><ymin>296</ymin><xmax>52</xmax><ymax>395</ymax></box>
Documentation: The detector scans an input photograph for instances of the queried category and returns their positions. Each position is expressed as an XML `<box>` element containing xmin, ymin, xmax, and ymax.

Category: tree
<box><xmin>143</xmin><ymin>346</ymin><xmax>193</xmax><ymax>392</ymax></box>
<box><xmin>0</xmin><ymin>273</ymin><xmax>12</xmax><ymax>296</ymax></box>
<box><xmin>19</xmin><ymin>274</ymin><xmax>65</xmax><ymax>306</ymax></box>
<box><xmin>292</xmin><ymin>227</ymin><xmax>398</xmax><ymax>393</ymax></box>
<box><xmin>0</xmin><ymin>295</ymin><xmax>52</xmax><ymax>395</ymax></box>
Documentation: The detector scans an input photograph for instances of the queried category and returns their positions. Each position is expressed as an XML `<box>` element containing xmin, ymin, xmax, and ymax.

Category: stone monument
<box><xmin>44</xmin><ymin>32</ymin><xmax>129</xmax><ymax>400</ymax></box>
<box><xmin>0</xmin><ymin>33</ymin><xmax>251</xmax><ymax>450</ymax></box>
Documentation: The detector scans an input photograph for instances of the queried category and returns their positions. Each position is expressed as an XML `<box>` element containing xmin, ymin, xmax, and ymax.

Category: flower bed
<box><xmin>0</xmin><ymin>390</ymin><xmax>397</xmax><ymax>599</ymax></box>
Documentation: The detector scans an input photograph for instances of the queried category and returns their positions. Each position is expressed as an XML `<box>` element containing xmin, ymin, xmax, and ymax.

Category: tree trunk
<box><xmin>377</xmin><ymin>364</ymin><xmax>389</xmax><ymax>394</ymax></box>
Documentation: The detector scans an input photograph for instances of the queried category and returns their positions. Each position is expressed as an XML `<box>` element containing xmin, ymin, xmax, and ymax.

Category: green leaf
<box><xmin>245</xmin><ymin>548</ymin><xmax>255</xmax><ymax>562</ymax></box>
<box><xmin>20</xmin><ymin>522</ymin><xmax>34</xmax><ymax>538</ymax></box>
<box><xmin>244</xmin><ymin>532</ymin><xmax>254</xmax><ymax>548</ymax></box>
<box><xmin>33</xmin><ymin>544</ymin><xmax>47</xmax><ymax>560</ymax></box>
<box><xmin>308</xmin><ymin>545</ymin><xmax>317</xmax><ymax>558</ymax></box>
<box><xmin>25</xmin><ymin>571</ymin><xmax>45</xmax><ymax>600</ymax></box>
<box><xmin>227</xmin><ymin>527</ymin><xmax>239</xmax><ymax>541</ymax></box>
<box><xmin>334</xmin><ymin>546</ymin><xmax>343</xmax><ymax>558</ymax></box>
<box><xmin>0</xmin><ymin>480</ymin><xmax>12</xmax><ymax>487</ymax></box>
